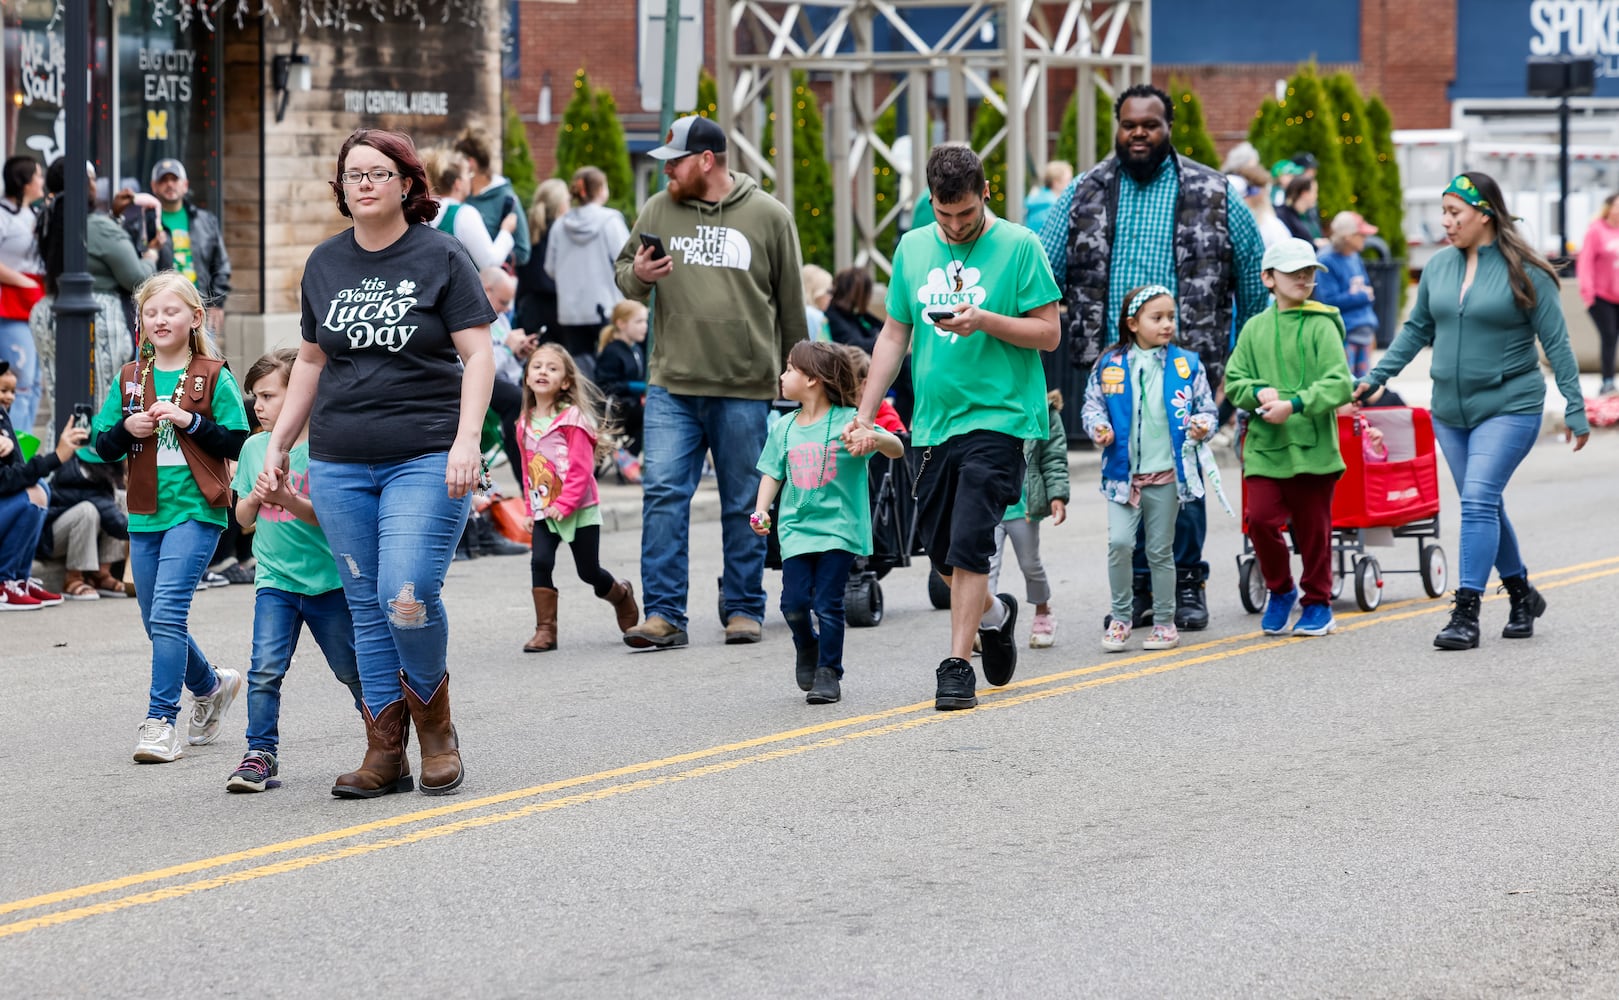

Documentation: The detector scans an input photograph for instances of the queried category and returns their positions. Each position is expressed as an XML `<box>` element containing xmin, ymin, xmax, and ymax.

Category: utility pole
<box><xmin>54</xmin><ymin>0</ymin><xmax>98</xmax><ymax>428</ymax></box>
<box><xmin>657</xmin><ymin>0</ymin><xmax>681</xmax><ymax>190</ymax></box>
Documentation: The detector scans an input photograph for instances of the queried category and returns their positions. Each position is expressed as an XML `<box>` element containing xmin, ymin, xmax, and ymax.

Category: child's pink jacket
<box><xmin>517</xmin><ymin>405</ymin><xmax>600</xmax><ymax>520</ymax></box>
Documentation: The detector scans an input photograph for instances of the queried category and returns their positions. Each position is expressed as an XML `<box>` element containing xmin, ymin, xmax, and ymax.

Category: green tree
<box><xmin>1365</xmin><ymin>95</ymin><xmax>1409</xmax><ymax>307</ymax></box>
<box><xmin>686</xmin><ymin>67</ymin><xmax>719</xmax><ymax>119</ymax></box>
<box><xmin>970</xmin><ymin>83</ymin><xmax>1009</xmax><ymax>217</ymax></box>
<box><xmin>1269</xmin><ymin>64</ymin><xmax>1351</xmax><ymax>219</ymax></box>
<box><xmin>874</xmin><ymin>101</ymin><xmax>901</xmax><ymax>253</ymax></box>
<box><xmin>1247</xmin><ymin>96</ymin><xmax>1284</xmax><ymax>167</ymax></box>
<box><xmin>554</xmin><ymin>70</ymin><xmax>634</xmax><ymax>220</ymax></box>
<box><xmin>1168</xmin><ymin>77</ymin><xmax>1219</xmax><ymax>169</ymax></box>
<box><xmin>1055</xmin><ymin>80</ymin><xmax>1116</xmax><ymax>172</ymax></box>
<box><xmin>502</xmin><ymin>92</ymin><xmax>538</xmax><ymax>211</ymax></box>
<box><xmin>761</xmin><ymin>71</ymin><xmax>834</xmax><ymax>271</ymax></box>
<box><xmin>1322</xmin><ymin>72</ymin><xmax>1380</xmax><ymax>217</ymax></box>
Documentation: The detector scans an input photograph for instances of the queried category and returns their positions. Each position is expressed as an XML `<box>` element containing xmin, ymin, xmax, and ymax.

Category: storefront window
<box><xmin>4</xmin><ymin>0</ymin><xmax>114</xmax><ymax>195</ymax></box>
<box><xmin>115</xmin><ymin>0</ymin><xmax>221</xmax><ymax>215</ymax></box>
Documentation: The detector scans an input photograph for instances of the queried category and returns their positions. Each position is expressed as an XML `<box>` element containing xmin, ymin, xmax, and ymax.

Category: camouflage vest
<box><xmin>1064</xmin><ymin>154</ymin><xmax>1236</xmax><ymax>386</ymax></box>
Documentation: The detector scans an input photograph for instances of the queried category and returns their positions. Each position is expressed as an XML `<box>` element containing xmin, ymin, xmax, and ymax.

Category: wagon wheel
<box><xmin>1420</xmin><ymin>544</ymin><xmax>1447</xmax><ymax>599</ymax></box>
<box><xmin>1354</xmin><ymin>556</ymin><xmax>1384</xmax><ymax>612</ymax></box>
<box><xmin>846</xmin><ymin>575</ymin><xmax>884</xmax><ymax>628</ymax></box>
<box><xmin>927</xmin><ymin>567</ymin><xmax>951</xmax><ymax>610</ymax></box>
<box><xmin>1238</xmin><ymin>556</ymin><xmax>1266</xmax><ymax>614</ymax></box>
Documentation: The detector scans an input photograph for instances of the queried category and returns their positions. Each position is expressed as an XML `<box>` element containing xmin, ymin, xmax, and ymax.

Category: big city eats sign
<box><xmin>1531</xmin><ymin>0</ymin><xmax>1619</xmax><ymax>76</ymax></box>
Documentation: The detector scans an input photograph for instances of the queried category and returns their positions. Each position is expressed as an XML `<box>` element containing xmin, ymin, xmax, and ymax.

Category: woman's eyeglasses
<box><xmin>340</xmin><ymin>169</ymin><xmax>399</xmax><ymax>185</ymax></box>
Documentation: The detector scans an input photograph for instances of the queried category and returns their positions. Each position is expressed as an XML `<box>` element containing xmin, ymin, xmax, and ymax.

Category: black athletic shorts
<box><xmin>913</xmin><ymin>429</ymin><xmax>1027</xmax><ymax>576</ymax></box>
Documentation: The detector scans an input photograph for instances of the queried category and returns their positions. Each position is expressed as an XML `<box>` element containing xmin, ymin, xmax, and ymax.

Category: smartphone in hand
<box><xmin>639</xmin><ymin>233</ymin><xmax>668</xmax><ymax>261</ymax></box>
<box><xmin>70</xmin><ymin>402</ymin><xmax>94</xmax><ymax>432</ymax></box>
<box><xmin>927</xmin><ymin>309</ymin><xmax>956</xmax><ymax>323</ymax></box>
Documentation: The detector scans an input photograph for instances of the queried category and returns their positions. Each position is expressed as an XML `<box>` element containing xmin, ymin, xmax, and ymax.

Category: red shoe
<box><xmin>0</xmin><ymin>580</ymin><xmax>44</xmax><ymax>611</ymax></box>
<box><xmin>24</xmin><ymin>578</ymin><xmax>63</xmax><ymax>606</ymax></box>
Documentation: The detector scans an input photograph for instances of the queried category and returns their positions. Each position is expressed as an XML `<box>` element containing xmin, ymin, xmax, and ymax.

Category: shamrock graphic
<box><xmin>396</xmin><ymin>280</ymin><xmax>417</xmax><ymax>296</ymax></box>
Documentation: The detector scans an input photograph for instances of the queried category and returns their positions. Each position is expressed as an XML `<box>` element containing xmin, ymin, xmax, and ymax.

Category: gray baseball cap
<box><xmin>649</xmin><ymin>116</ymin><xmax>727</xmax><ymax>160</ymax></box>
<box><xmin>150</xmin><ymin>159</ymin><xmax>186</xmax><ymax>184</ymax></box>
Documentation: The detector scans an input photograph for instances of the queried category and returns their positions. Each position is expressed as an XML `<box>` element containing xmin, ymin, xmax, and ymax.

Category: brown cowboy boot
<box><xmin>524</xmin><ymin>587</ymin><xmax>558</xmax><ymax>652</ymax></box>
<box><xmin>330</xmin><ymin>700</ymin><xmax>414</xmax><ymax>798</ymax></box>
<box><xmin>401</xmin><ymin>672</ymin><xmax>463</xmax><ymax>795</ymax></box>
<box><xmin>602</xmin><ymin>579</ymin><xmax>640</xmax><ymax>633</ymax></box>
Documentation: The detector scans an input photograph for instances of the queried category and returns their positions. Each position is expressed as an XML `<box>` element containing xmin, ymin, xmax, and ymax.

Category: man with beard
<box><xmin>613</xmin><ymin>114</ymin><xmax>809</xmax><ymax>650</ymax></box>
<box><xmin>1040</xmin><ymin>84</ymin><xmax>1267</xmax><ymax>631</ymax></box>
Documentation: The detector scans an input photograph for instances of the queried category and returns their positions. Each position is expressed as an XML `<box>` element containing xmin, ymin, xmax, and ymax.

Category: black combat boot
<box><xmin>1498</xmin><ymin>574</ymin><xmax>1546</xmax><ymax>639</ymax></box>
<box><xmin>1433</xmin><ymin>588</ymin><xmax>1482</xmax><ymax>650</ymax></box>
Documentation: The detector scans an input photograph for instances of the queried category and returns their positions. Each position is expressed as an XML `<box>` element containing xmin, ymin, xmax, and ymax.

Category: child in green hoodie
<box><xmin>1224</xmin><ymin>238</ymin><xmax>1354</xmax><ymax>638</ymax></box>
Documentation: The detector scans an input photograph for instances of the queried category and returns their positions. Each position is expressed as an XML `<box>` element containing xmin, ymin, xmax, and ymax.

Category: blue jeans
<box><xmin>640</xmin><ymin>387</ymin><xmax>769</xmax><ymax>629</ymax></box>
<box><xmin>780</xmin><ymin>549</ymin><xmax>856</xmax><ymax>676</ymax></box>
<box><xmin>130</xmin><ymin>520</ymin><xmax>224</xmax><ymax>723</ymax></box>
<box><xmin>0</xmin><ymin>486</ymin><xmax>47</xmax><ymax>580</ymax></box>
<box><xmin>309</xmin><ymin>453</ymin><xmax>470</xmax><ymax>715</ymax></box>
<box><xmin>1432</xmin><ymin>414</ymin><xmax>1541</xmax><ymax>592</ymax></box>
<box><xmin>246</xmin><ymin>587</ymin><xmax>364</xmax><ymax>754</ymax></box>
<box><xmin>0</xmin><ymin>318</ymin><xmax>40</xmax><ymax>432</ymax></box>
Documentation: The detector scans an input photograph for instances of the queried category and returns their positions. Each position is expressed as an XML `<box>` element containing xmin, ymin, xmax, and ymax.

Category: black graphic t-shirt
<box><xmin>300</xmin><ymin>224</ymin><xmax>496</xmax><ymax>463</ymax></box>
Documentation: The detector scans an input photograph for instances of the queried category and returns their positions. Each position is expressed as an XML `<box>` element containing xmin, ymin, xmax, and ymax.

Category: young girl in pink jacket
<box><xmin>517</xmin><ymin>344</ymin><xmax>639</xmax><ymax>652</ymax></box>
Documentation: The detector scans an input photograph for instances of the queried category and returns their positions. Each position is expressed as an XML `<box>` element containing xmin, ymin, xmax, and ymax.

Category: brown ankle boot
<box><xmin>525</xmin><ymin>587</ymin><xmax>558</xmax><ymax>652</ymax></box>
<box><xmin>331</xmin><ymin>700</ymin><xmax>414</xmax><ymax>798</ymax></box>
<box><xmin>401</xmin><ymin>672</ymin><xmax>463</xmax><ymax>795</ymax></box>
<box><xmin>603</xmin><ymin>579</ymin><xmax>640</xmax><ymax>633</ymax></box>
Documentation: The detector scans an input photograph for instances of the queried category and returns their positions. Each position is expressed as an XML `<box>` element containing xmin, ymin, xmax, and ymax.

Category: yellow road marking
<box><xmin>3</xmin><ymin>562</ymin><xmax>1614</xmax><ymax>940</ymax></box>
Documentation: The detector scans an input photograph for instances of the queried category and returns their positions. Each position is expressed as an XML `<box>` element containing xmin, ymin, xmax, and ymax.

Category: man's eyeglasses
<box><xmin>340</xmin><ymin>169</ymin><xmax>399</xmax><ymax>185</ymax></box>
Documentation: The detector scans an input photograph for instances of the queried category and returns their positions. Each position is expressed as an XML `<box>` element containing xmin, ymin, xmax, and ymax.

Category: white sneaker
<box><xmin>133</xmin><ymin>718</ymin><xmax>183</xmax><ymax>763</ymax></box>
<box><xmin>187</xmin><ymin>667</ymin><xmax>243</xmax><ymax>745</ymax></box>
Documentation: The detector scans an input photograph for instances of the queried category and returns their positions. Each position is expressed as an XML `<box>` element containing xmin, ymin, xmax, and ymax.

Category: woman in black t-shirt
<box><xmin>264</xmin><ymin>129</ymin><xmax>496</xmax><ymax>800</ymax></box>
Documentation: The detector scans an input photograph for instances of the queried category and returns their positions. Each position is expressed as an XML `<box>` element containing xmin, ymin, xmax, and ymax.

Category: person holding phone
<box><xmin>612</xmin><ymin>114</ymin><xmax>810</xmax><ymax>650</ymax></box>
<box><xmin>846</xmin><ymin>143</ymin><xmax>1061</xmax><ymax>711</ymax></box>
<box><xmin>0</xmin><ymin>357</ymin><xmax>89</xmax><ymax>609</ymax></box>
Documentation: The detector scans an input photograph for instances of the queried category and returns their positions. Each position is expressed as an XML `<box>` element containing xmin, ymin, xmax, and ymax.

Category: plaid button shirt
<box><xmin>1039</xmin><ymin>159</ymin><xmax>1268</xmax><ymax>345</ymax></box>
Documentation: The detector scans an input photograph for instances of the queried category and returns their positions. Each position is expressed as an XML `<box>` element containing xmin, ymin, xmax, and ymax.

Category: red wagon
<box><xmin>1236</xmin><ymin>407</ymin><xmax>1448</xmax><ymax>613</ymax></box>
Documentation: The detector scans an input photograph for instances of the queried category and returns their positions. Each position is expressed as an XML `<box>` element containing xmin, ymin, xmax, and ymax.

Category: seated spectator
<box><xmin>39</xmin><ymin>451</ymin><xmax>128</xmax><ymax>599</ymax></box>
<box><xmin>0</xmin><ymin>358</ymin><xmax>87</xmax><ymax>609</ymax></box>
<box><xmin>596</xmin><ymin>299</ymin><xmax>648</xmax><ymax>479</ymax></box>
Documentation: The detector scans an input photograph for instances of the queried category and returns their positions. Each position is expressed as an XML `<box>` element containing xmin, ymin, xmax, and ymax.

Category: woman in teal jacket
<box><xmin>1357</xmin><ymin>173</ymin><xmax>1589</xmax><ymax>651</ymax></box>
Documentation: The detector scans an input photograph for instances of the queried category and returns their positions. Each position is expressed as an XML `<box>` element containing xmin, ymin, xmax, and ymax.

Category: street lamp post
<box><xmin>53</xmin><ymin>0</ymin><xmax>99</xmax><ymax>430</ymax></box>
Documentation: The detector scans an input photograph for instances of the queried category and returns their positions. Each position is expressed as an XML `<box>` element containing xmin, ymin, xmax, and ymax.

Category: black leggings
<box><xmin>531</xmin><ymin>523</ymin><xmax>617</xmax><ymax>593</ymax></box>
<box><xmin>1591</xmin><ymin>298</ymin><xmax>1619</xmax><ymax>382</ymax></box>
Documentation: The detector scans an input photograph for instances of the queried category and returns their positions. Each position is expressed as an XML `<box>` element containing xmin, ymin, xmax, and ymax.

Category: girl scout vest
<box><xmin>1096</xmin><ymin>344</ymin><xmax>1201</xmax><ymax>487</ymax></box>
<box><xmin>119</xmin><ymin>356</ymin><xmax>232</xmax><ymax>514</ymax></box>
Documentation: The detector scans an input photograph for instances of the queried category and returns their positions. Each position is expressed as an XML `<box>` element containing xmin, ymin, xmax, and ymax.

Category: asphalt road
<box><xmin>3</xmin><ymin>433</ymin><xmax>1617</xmax><ymax>999</ymax></box>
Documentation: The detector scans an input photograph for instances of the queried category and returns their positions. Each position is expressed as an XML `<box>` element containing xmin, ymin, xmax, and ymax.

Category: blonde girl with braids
<box><xmin>516</xmin><ymin>343</ymin><xmax>639</xmax><ymax>653</ymax></box>
<box><xmin>90</xmin><ymin>270</ymin><xmax>251</xmax><ymax>763</ymax></box>
<box><xmin>753</xmin><ymin>340</ymin><xmax>904</xmax><ymax>705</ymax></box>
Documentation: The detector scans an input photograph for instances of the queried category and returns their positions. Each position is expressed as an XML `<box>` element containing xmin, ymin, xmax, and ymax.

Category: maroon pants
<box><xmin>1246</xmin><ymin>473</ymin><xmax>1338</xmax><ymax>605</ymax></box>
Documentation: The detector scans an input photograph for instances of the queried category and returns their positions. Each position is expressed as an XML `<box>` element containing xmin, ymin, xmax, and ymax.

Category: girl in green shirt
<box><xmin>91</xmin><ymin>272</ymin><xmax>250</xmax><ymax>764</ymax></box>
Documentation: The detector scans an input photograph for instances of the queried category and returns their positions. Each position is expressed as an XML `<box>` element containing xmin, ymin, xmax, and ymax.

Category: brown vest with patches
<box><xmin>120</xmin><ymin>356</ymin><xmax>232</xmax><ymax>515</ymax></box>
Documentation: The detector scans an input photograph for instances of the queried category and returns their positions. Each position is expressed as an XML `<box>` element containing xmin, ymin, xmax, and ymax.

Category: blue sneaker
<box><xmin>1293</xmin><ymin>603</ymin><xmax>1337</xmax><ymax>637</ymax></box>
<box><xmin>1261</xmin><ymin>588</ymin><xmax>1298</xmax><ymax>634</ymax></box>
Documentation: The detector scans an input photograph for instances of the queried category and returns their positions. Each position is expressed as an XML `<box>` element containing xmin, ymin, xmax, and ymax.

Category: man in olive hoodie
<box><xmin>614</xmin><ymin>115</ymin><xmax>809</xmax><ymax>649</ymax></box>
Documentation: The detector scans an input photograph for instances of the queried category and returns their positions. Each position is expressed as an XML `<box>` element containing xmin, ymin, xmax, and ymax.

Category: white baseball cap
<box><xmin>1261</xmin><ymin>237</ymin><xmax>1326</xmax><ymax>274</ymax></box>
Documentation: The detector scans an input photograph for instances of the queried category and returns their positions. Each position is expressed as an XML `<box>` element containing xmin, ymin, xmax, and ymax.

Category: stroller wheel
<box><xmin>846</xmin><ymin>574</ymin><xmax>884</xmax><ymax>627</ymax></box>
<box><xmin>1238</xmin><ymin>556</ymin><xmax>1265</xmax><ymax>614</ymax></box>
<box><xmin>927</xmin><ymin>568</ymin><xmax>951</xmax><ymax>610</ymax></box>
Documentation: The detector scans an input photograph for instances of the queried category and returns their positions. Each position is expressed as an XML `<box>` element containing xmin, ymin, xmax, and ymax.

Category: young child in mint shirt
<box><xmin>849</xmin><ymin>144</ymin><xmax>1061</xmax><ymax>713</ymax></box>
<box><xmin>755</xmin><ymin>341</ymin><xmax>903</xmax><ymax>706</ymax></box>
<box><xmin>91</xmin><ymin>272</ymin><xmax>250</xmax><ymax>765</ymax></box>
<box><xmin>225</xmin><ymin>349</ymin><xmax>364</xmax><ymax>793</ymax></box>
<box><xmin>1224</xmin><ymin>238</ymin><xmax>1354</xmax><ymax>639</ymax></box>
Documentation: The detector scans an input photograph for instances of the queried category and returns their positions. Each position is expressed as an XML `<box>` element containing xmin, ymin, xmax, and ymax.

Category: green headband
<box><xmin>1444</xmin><ymin>175</ymin><xmax>1494</xmax><ymax>216</ymax></box>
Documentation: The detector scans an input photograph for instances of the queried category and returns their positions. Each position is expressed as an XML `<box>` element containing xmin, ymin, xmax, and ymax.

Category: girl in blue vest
<box><xmin>1081</xmin><ymin>285</ymin><xmax>1217</xmax><ymax>652</ymax></box>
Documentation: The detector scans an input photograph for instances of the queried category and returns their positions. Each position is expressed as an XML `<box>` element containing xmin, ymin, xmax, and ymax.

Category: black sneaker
<box><xmin>795</xmin><ymin>638</ymin><xmax>819</xmax><ymax>692</ymax></box>
<box><xmin>806</xmin><ymin>667</ymin><xmax>841</xmax><ymax>704</ymax></box>
<box><xmin>977</xmin><ymin>594</ymin><xmax>1019</xmax><ymax>687</ymax></box>
<box><xmin>222</xmin><ymin>561</ymin><xmax>256</xmax><ymax>585</ymax></box>
<box><xmin>226</xmin><ymin>750</ymin><xmax>279</xmax><ymax>793</ymax></box>
<box><xmin>935</xmin><ymin>657</ymin><xmax>978</xmax><ymax>711</ymax></box>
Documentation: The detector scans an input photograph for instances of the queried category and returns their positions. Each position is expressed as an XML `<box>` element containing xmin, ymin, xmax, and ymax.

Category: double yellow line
<box><xmin>5</xmin><ymin>555</ymin><xmax>1617</xmax><ymax>940</ymax></box>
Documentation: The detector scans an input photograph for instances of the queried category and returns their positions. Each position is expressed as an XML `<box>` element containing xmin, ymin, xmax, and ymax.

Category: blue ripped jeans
<box><xmin>309</xmin><ymin>454</ymin><xmax>470</xmax><ymax>715</ymax></box>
